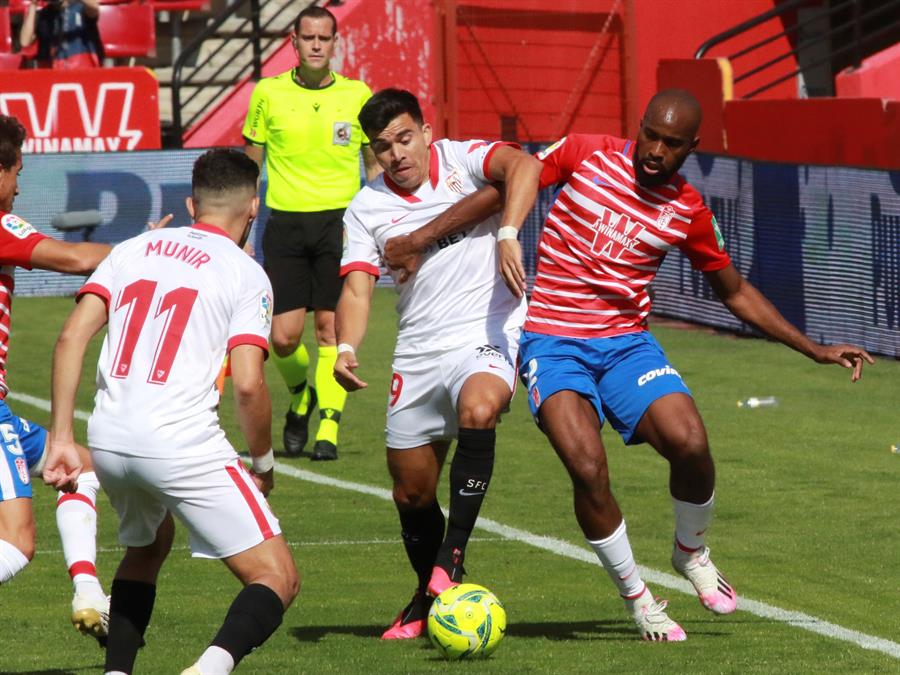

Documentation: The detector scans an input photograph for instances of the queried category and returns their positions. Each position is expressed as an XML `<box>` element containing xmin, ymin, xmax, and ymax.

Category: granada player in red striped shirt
<box><xmin>0</xmin><ymin>114</ymin><xmax>114</xmax><ymax>643</ymax></box>
<box><xmin>384</xmin><ymin>89</ymin><xmax>873</xmax><ymax>642</ymax></box>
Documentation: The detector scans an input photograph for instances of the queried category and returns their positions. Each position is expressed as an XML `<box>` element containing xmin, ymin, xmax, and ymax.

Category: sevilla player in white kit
<box><xmin>385</xmin><ymin>89</ymin><xmax>873</xmax><ymax>641</ymax></box>
<box><xmin>45</xmin><ymin>149</ymin><xmax>299</xmax><ymax>675</ymax></box>
<box><xmin>334</xmin><ymin>89</ymin><xmax>542</xmax><ymax>639</ymax></box>
<box><xmin>0</xmin><ymin>114</ymin><xmax>115</xmax><ymax>643</ymax></box>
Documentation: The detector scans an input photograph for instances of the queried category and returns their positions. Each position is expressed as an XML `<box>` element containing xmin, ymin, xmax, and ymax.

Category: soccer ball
<box><xmin>427</xmin><ymin>583</ymin><xmax>506</xmax><ymax>660</ymax></box>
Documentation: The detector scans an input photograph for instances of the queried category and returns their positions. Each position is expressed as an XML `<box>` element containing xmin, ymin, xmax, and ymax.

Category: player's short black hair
<box><xmin>0</xmin><ymin>115</ymin><xmax>26</xmax><ymax>171</ymax></box>
<box><xmin>192</xmin><ymin>148</ymin><xmax>259</xmax><ymax>198</ymax></box>
<box><xmin>293</xmin><ymin>5</ymin><xmax>337</xmax><ymax>35</ymax></box>
<box><xmin>358</xmin><ymin>89</ymin><xmax>424</xmax><ymax>140</ymax></box>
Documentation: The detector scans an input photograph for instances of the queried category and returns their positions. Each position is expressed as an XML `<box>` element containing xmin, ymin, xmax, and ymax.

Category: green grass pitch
<box><xmin>1</xmin><ymin>290</ymin><xmax>897</xmax><ymax>673</ymax></box>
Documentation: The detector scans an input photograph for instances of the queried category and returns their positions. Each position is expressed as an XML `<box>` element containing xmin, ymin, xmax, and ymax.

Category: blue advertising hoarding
<box><xmin>8</xmin><ymin>149</ymin><xmax>898</xmax><ymax>356</ymax></box>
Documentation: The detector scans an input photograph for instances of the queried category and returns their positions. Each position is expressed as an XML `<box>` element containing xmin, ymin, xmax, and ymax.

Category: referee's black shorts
<box><xmin>262</xmin><ymin>208</ymin><xmax>345</xmax><ymax>315</ymax></box>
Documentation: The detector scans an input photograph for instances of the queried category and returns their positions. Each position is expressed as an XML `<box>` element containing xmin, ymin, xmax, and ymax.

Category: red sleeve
<box><xmin>0</xmin><ymin>213</ymin><xmax>49</xmax><ymax>269</ymax></box>
<box><xmin>535</xmin><ymin>134</ymin><xmax>607</xmax><ymax>189</ymax></box>
<box><xmin>678</xmin><ymin>184</ymin><xmax>732</xmax><ymax>272</ymax></box>
<box><xmin>76</xmin><ymin>282</ymin><xmax>111</xmax><ymax>308</ymax></box>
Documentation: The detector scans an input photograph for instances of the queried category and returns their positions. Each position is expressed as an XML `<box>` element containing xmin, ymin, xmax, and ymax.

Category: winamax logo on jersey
<box><xmin>0</xmin><ymin>67</ymin><xmax>161</xmax><ymax>153</ymax></box>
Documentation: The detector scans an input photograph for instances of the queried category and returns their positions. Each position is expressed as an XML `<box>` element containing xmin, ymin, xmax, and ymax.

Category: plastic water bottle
<box><xmin>891</xmin><ymin>444</ymin><xmax>899</xmax><ymax>455</ymax></box>
<box><xmin>737</xmin><ymin>396</ymin><xmax>778</xmax><ymax>408</ymax></box>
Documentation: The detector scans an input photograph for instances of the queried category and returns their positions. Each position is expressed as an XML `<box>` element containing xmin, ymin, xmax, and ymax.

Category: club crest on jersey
<box><xmin>1</xmin><ymin>214</ymin><xmax>37</xmax><ymax>240</ymax></box>
<box><xmin>259</xmin><ymin>292</ymin><xmax>273</xmax><ymax>327</ymax></box>
<box><xmin>15</xmin><ymin>457</ymin><xmax>29</xmax><ymax>484</ymax></box>
<box><xmin>656</xmin><ymin>204</ymin><xmax>676</xmax><ymax>230</ymax></box>
<box><xmin>445</xmin><ymin>170</ymin><xmax>464</xmax><ymax>195</ymax></box>
<box><xmin>537</xmin><ymin>137</ymin><xmax>567</xmax><ymax>160</ymax></box>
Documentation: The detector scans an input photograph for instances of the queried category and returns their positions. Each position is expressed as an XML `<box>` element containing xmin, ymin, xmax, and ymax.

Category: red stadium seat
<box><xmin>0</xmin><ymin>52</ymin><xmax>21</xmax><ymax>69</ymax></box>
<box><xmin>98</xmin><ymin>3</ymin><xmax>156</xmax><ymax>58</ymax></box>
<box><xmin>0</xmin><ymin>7</ymin><xmax>11</xmax><ymax>53</ymax></box>
<box><xmin>6</xmin><ymin>0</ymin><xmax>28</xmax><ymax>15</ymax></box>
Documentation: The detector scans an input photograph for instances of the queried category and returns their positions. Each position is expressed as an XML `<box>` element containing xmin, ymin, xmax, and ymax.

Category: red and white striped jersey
<box><xmin>528</xmin><ymin>134</ymin><xmax>731</xmax><ymax>339</ymax></box>
<box><xmin>79</xmin><ymin>224</ymin><xmax>273</xmax><ymax>457</ymax></box>
<box><xmin>0</xmin><ymin>212</ymin><xmax>49</xmax><ymax>397</ymax></box>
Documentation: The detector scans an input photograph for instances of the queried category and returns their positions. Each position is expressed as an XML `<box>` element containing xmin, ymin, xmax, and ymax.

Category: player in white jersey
<box><xmin>334</xmin><ymin>89</ymin><xmax>542</xmax><ymax>640</ymax></box>
<box><xmin>44</xmin><ymin>149</ymin><xmax>299</xmax><ymax>675</ymax></box>
<box><xmin>0</xmin><ymin>113</ymin><xmax>117</xmax><ymax>643</ymax></box>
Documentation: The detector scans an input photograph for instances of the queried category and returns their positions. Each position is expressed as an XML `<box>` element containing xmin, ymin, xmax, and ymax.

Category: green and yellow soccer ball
<box><xmin>427</xmin><ymin>583</ymin><xmax>507</xmax><ymax>660</ymax></box>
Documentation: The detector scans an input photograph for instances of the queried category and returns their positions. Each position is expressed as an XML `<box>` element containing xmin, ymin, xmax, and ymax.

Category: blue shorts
<box><xmin>518</xmin><ymin>330</ymin><xmax>692</xmax><ymax>445</ymax></box>
<box><xmin>0</xmin><ymin>398</ymin><xmax>48</xmax><ymax>501</ymax></box>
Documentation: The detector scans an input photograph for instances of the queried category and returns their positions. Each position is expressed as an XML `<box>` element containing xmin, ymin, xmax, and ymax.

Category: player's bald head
<box><xmin>643</xmin><ymin>89</ymin><xmax>702</xmax><ymax>139</ymax></box>
<box><xmin>191</xmin><ymin>148</ymin><xmax>259</xmax><ymax>219</ymax></box>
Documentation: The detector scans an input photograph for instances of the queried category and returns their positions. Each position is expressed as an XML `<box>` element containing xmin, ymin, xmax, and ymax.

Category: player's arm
<box><xmin>30</xmin><ymin>239</ymin><xmax>111</xmax><ymax>275</ymax></box>
<box><xmin>230</xmin><ymin>344</ymin><xmax>275</xmax><ymax>495</ymax></box>
<box><xmin>383</xmin><ymin>183</ymin><xmax>504</xmax><ymax>282</ymax></box>
<box><xmin>362</xmin><ymin>145</ymin><xmax>382</xmax><ymax>182</ymax></box>
<box><xmin>705</xmin><ymin>263</ymin><xmax>874</xmax><ymax>381</ymax></box>
<box><xmin>244</xmin><ymin>144</ymin><xmax>264</xmax><ymax>172</ymax></box>
<box><xmin>484</xmin><ymin>145</ymin><xmax>543</xmax><ymax>297</ymax></box>
<box><xmin>333</xmin><ymin>270</ymin><xmax>376</xmax><ymax>391</ymax></box>
<box><xmin>46</xmin><ymin>294</ymin><xmax>108</xmax><ymax>491</ymax></box>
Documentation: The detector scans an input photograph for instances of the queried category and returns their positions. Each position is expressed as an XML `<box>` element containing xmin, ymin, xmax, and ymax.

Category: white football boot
<box><xmin>671</xmin><ymin>544</ymin><xmax>737</xmax><ymax>614</ymax></box>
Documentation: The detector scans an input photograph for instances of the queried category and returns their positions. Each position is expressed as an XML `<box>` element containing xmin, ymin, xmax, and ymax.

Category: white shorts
<box><xmin>91</xmin><ymin>445</ymin><xmax>281</xmax><ymax>559</ymax></box>
<box><xmin>385</xmin><ymin>333</ymin><xmax>519</xmax><ymax>449</ymax></box>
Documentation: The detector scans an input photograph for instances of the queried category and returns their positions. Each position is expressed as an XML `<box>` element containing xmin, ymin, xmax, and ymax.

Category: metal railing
<box><xmin>169</xmin><ymin>0</ymin><xmax>286</xmax><ymax>146</ymax></box>
<box><xmin>696</xmin><ymin>0</ymin><xmax>900</xmax><ymax>99</ymax></box>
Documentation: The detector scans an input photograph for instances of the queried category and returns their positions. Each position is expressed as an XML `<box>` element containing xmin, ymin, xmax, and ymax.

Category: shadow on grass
<box><xmin>290</xmin><ymin>618</ymin><xmax>715</xmax><ymax>643</ymax></box>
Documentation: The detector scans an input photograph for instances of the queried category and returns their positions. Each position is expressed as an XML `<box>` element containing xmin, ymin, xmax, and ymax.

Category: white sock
<box><xmin>56</xmin><ymin>471</ymin><xmax>104</xmax><ymax>596</ymax></box>
<box><xmin>196</xmin><ymin>645</ymin><xmax>235</xmax><ymax>674</ymax></box>
<box><xmin>673</xmin><ymin>492</ymin><xmax>714</xmax><ymax>552</ymax></box>
<box><xmin>586</xmin><ymin>520</ymin><xmax>645</xmax><ymax>599</ymax></box>
<box><xmin>0</xmin><ymin>539</ymin><xmax>30</xmax><ymax>583</ymax></box>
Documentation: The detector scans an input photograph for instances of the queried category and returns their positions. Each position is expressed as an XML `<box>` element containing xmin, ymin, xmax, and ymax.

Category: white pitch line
<box><xmin>9</xmin><ymin>391</ymin><xmax>899</xmax><ymax>660</ymax></box>
<box><xmin>35</xmin><ymin>536</ymin><xmax>506</xmax><ymax>557</ymax></box>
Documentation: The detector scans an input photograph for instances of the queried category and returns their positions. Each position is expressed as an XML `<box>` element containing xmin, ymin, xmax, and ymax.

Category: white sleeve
<box><xmin>76</xmin><ymin>242</ymin><xmax>122</xmax><ymax>308</ymax></box>
<box><xmin>444</xmin><ymin>139</ymin><xmax>518</xmax><ymax>184</ymax></box>
<box><xmin>339</xmin><ymin>203</ymin><xmax>381</xmax><ymax>278</ymax></box>
<box><xmin>227</xmin><ymin>264</ymin><xmax>273</xmax><ymax>355</ymax></box>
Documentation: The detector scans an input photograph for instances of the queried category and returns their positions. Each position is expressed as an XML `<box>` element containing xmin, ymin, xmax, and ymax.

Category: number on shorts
<box><xmin>0</xmin><ymin>424</ymin><xmax>23</xmax><ymax>456</ymax></box>
<box><xmin>389</xmin><ymin>372</ymin><xmax>404</xmax><ymax>407</ymax></box>
<box><xmin>111</xmin><ymin>279</ymin><xmax>199</xmax><ymax>385</ymax></box>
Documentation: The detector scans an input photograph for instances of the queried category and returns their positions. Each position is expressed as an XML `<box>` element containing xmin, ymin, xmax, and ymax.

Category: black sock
<box><xmin>438</xmin><ymin>428</ymin><xmax>496</xmax><ymax>570</ymax></box>
<box><xmin>211</xmin><ymin>583</ymin><xmax>285</xmax><ymax>666</ymax></box>
<box><xmin>398</xmin><ymin>500</ymin><xmax>445</xmax><ymax>590</ymax></box>
<box><xmin>105</xmin><ymin>579</ymin><xmax>156</xmax><ymax>674</ymax></box>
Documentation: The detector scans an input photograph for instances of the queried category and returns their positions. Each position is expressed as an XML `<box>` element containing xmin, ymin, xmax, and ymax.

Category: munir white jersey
<box><xmin>79</xmin><ymin>224</ymin><xmax>273</xmax><ymax>457</ymax></box>
<box><xmin>341</xmin><ymin>139</ymin><xmax>527</xmax><ymax>355</ymax></box>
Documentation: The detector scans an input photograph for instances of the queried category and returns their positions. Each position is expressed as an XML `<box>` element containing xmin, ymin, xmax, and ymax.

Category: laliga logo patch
<box><xmin>15</xmin><ymin>457</ymin><xmax>29</xmax><ymax>485</ymax></box>
<box><xmin>1</xmin><ymin>214</ymin><xmax>37</xmax><ymax>240</ymax></box>
<box><xmin>656</xmin><ymin>204</ymin><xmax>675</xmax><ymax>230</ymax></box>
<box><xmin>537</xmin><ymin>137</ymin><xmax>567</xmax><ymax>160</ymax></box>
<box><xmin>259</xmin><ymin>292</ymin><xmax>273</xmax><ymax>327</ymax></box>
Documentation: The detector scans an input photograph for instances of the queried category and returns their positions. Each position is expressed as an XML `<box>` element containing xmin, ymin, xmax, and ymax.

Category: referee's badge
<box><xmin>333</xmin><ymin>121</ymin><xmax>351</xmax><ymax>146</ymax></box>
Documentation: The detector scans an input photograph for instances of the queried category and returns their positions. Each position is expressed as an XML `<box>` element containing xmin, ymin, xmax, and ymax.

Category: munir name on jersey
<box><xmin>144</xmin><ymin>239</ymin><xmax>212</xmax><ymax>269</ymax></box>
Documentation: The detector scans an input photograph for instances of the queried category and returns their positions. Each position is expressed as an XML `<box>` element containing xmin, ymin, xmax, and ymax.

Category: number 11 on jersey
<box><xmin>111</xmin><ymin>279</ymin><xmax>199</xmax><ymax>385</ymax></box>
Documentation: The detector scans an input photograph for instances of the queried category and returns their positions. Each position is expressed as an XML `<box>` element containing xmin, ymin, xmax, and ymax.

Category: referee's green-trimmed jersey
<box><xmin>243</xmin><ymin>70</ymin><xmax>372</xmax><ymax>212</ymax></box>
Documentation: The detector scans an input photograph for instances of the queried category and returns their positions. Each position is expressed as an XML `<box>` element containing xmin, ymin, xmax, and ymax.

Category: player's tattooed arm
<box><xmin>705</xmin><ymin>263</ymin><xmax>874</xmax><ymax>381</ymax></box>
<box><xmin>382</xmin><ymin>183</ymin><xmax>505</xmax><ymax>281</ymax></box>
<box><xmin>334</xmin><ymin>271</ymin><xmax>376</xmax><ymax>391</ymax></box>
